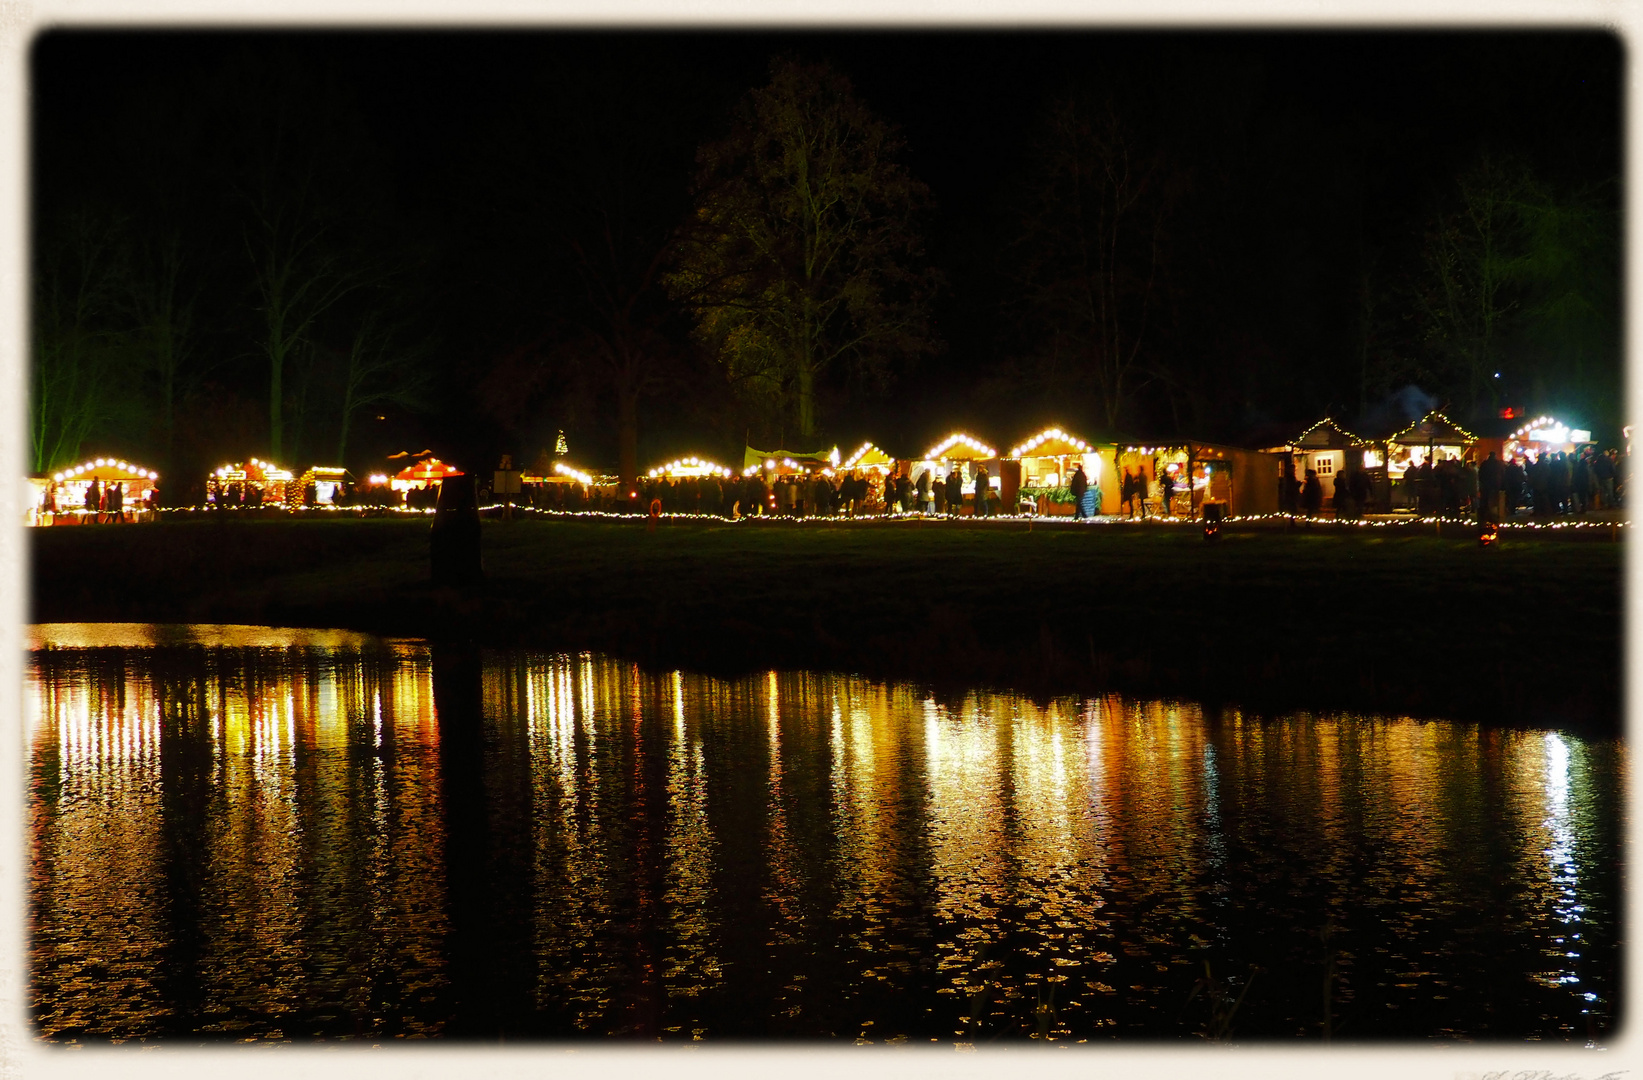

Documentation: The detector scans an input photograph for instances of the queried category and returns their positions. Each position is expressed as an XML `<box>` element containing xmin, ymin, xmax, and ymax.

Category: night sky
<box><xmin>31</xmin><ymin>30</ymin><xmax>1622</xmax><ymax>487</ymax></box>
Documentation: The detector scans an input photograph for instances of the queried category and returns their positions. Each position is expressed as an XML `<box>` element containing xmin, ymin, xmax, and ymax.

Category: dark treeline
<box><xmin>31</xmin><ymin>30</ymin><xmax>1622</xmax><ymax>493</ymax></box>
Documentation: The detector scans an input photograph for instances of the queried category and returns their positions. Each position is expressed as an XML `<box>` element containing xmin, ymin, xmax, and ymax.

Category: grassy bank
<box><xmin>30</xmin><ymin>514</ymin><xmax>1625</xmax><ymax>734</ymax></box>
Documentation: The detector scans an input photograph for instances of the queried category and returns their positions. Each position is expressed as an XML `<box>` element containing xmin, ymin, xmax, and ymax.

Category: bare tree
<box><xmin>124</xmin><ymin>228</ymin><xmax>199</xmax><ymax>465</ymax></box>
<box><xmin>31</xmin><ymin>209</ymin><xmax>131</xmax><ymax>473</ymax></box>
<box><xmin>242</xmin><ymin>166</ymin><xmax>376</xmax><ymax>462</ymax></box>
<box><xmin>333</xmin><ymin>313</ymin><xmax>432</xmax><ymax>464</ymax></box>
<box><xmin>1008</xmin><ymin>96</ymin><xmax>1180</xmax><ymax>430</ymax></box>
<box><xmin>669</xmin><ymin>57</ymin><xmax>938</xmax><ymax>442</ymax></box>
<box><xmin>1412</xmin><ymin>154</ymin><xmax>1527</xmax><ymax>417</ymax></box>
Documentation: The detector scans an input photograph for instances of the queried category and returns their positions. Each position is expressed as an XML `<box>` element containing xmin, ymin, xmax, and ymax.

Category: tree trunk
<box><xmin>797</xmin><ymin>325</ymin><xmax>816</xmax><ymax>440</ymax></box>
<box><xmin>617</xmin><ymin>388</ymin><xmax>640</xmax><ymax>491</ymax></box>
<box><xmin>270</xmin><ymin>352</ymin><xmax>283</xmax><ymax>460</ymax></box>
<box><xmin>336</xmin><ymin>399</ymin><xmax>353</xmax><ymax>466</ymax></box>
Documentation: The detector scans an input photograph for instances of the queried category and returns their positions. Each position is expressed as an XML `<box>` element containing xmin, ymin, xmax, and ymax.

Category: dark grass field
<box><xmin>29</xmin><ymin>513</ymin><xmax>1625</xmax><ymax>734</ymax></box>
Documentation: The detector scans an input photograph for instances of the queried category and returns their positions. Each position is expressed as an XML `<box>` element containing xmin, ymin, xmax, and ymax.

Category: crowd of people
<box><xmin>522</xmin><ymin>465</ymin><xmax>1015</xmax><ymax>518</ymax></box>
<box><xmin>74</xmin><ymin>479</ymin><xmax>146</xmax><ymax>523</ymax></box>
<box><xmin>515</xmin><ymin>444</ymin><xmax>1632</xmax><ymax>523</ymax></box>
<box><xmin>1289</xmin><ymin>445</ymin><xmax>1630</xmax><ymax>521</ymax></box>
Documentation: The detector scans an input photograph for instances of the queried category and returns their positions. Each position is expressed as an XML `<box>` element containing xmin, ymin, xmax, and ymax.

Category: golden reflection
<box><xmin>27</xmin><ymin>629</ymin><xmax>1624</xmax><ymax>1042</ymax></box>
<box><xmin>28</xmin><ymin>630</ymin><xmax>449</xmax><ymax>1038</ymax></box>
<box><xmin>663</xmin><ymin>670</ymin><xmax>721</xmax><ymax>997</ymax></box>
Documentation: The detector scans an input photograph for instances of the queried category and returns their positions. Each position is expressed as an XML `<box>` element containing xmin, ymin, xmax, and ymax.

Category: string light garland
<box><xmin>1290</xmin><ymin>417</ymin><xmax>1368</xmax><ymax>447</ymax></box>
<box><xmin>52</xmin><ymin>458</ymin><xmax>159</xmax><ymax>482</ymax></box>
<box><xmin>646</xmin><ymin>456</ymin><xmax>733</xmax><ymax>479</ymax></box>
<box><xmin>1009</xmin><ymin>427</ymin><xmax>1092</xmax><ymax>458</ymax></box>
<box><xmin>554</xmin><ymin>462</ymin><xmax>594</xmax><ymax>485</ymax></box>
<box><xmin>140</xmin><ymin>499</ymin><xmax>1630</xmax><ymax>543</ymax></box>
<box><xmin>1387</xmin><ymin>409</ymin><xmax>1478</xmax><ymax>446</ymax></box>
<box><xmin>924</xmin><ymin>433</ymin><xmax>998</xmax><ymax>460</ymax></box>
<box><xmin>842</xmin><ymin>442</ymin><xmax>892</xmax><ymax>470</ymax></box>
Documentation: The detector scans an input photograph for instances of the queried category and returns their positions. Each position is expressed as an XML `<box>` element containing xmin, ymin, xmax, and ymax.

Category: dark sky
<box><xmin>30</xmin><ymin>29</ymin><xmax>1623</xmax><ymax>470</ymax></box>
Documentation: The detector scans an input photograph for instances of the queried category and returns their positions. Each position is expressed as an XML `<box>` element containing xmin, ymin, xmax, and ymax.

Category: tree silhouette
<box><xmin>1411</xmin><ymin>154</ymin><xmax>1618</xmax><ymax>425</ymax></box>
<box><xmin>669</xmin><ymin>57</ymin><xmax>938</xmax><ymax>442</ymax></box>
<box><xmin>1006</xmin><ymin>95</ymin><xmax>1181</xmax><ymax>431</ymax></box>
<box><xmin>30</xmin><ymin>208</ymin><xmax>131</xmax><ymax>473</ymax></box>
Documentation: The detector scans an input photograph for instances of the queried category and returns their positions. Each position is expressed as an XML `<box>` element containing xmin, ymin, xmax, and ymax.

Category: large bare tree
<box><xmin>669</xmin><ymin>58</ymin><xmax>938</xmax><ymax>442</ymax></box>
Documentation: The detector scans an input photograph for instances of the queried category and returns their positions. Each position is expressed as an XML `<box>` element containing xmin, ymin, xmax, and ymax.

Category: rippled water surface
<box><xmin>27</xmin><ymin>624</ymin><xmax>1625</xmax><ymax>1043</ymax></box>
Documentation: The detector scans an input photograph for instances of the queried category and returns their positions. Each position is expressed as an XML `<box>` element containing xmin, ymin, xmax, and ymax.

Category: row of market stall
<box><xmin>580</xmin><ymin>411</ymin><xmax>1601</xmax><ymax>518</ymax></box>
<box><xmin>25</xmin><ymin>452</ymin><xmax>468</xmax><ymax>525</ymax></box>
<box><xmin>26</xmin><ymin>410</ymin><xmax>1604</xmax><ymax>525</ymax></box>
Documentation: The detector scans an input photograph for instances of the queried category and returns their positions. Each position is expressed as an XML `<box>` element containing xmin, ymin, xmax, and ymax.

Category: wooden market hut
<box><xmin>914</xmin><ymin>431</ymin><xmax>1001</xmax><ymax>513</ymax></box>
<box><xmin>1007</xmin><ymin>426</ymin><xmax>1114</xmax><ymax>515</ymax></box>
<box><xmin>1375</xmin><ymin>410</ymin><xmax>1477</xmax><ymax>510</ymax></box>
<box><xmin>648</xmin><ymin>455</ymin><xmax>736</xmax><ymax>480</ymax></box>
<box><xmin>834</xmin><ymin>442</ymin><xmax>896</xmax><ymax>510</ymax></box>
<box><xmin>742</xmin><ymin>446</ymin><xmax>837</xmax><ymax>478</ymax></box>
<box><xmin>209</xmin><ymin>456</ymin><xmax>296</xmax><ymax>508</ymax></box>
<box><xmin>297</xmin><ymin>465</ymin><xmax>352</xmax><ymax>505</ymax></box>
<box><xmin>389</xmin><ymin>453</ymin><xmax>464</xmax><ymax>507</ymax></box>
<box><xmin>41</xmin><ymin>456</ymin><xmax>161</xmax><ymax>523</ymax></box>
<box><xmin>839</xmin><ymin>441</ymin><xmax>895</xmax><ymax>474</ymax></box>
<box><xmin>1468</xmin><ymin>412</ymin><xmax>1596</xmax><ymax>463</ymax></box>
<box><xmin>1254</xmin><ymin>418</ymin><xmax>1372</xmax><ymax>512</ymax></box>
<box><xmin>1113</xmin><ymin>439</ymin><xmax>1276</xmax><ymax>518</ymax></box>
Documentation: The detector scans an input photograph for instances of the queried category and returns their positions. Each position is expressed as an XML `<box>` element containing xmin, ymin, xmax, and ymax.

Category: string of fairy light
<box><xmin>148</xmin><ymin>501</ymin><xmax>1626</xmax><ymax>535</ymax></box>
<box><xmin>52</xmin><ymin>457</ymin><xmax>160</xmax><ymax>482</ymax></box>
<box><xmin>924</xmin><ymin>433</ymin><xmax>998</xmax><ymax>460</ymax></box>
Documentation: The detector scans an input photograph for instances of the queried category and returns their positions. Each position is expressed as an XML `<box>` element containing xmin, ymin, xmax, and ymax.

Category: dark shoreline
<box><xmin>29</xmin><ymin>515</ymin><xmax>1626</xmax><ymax>738</ymax></box>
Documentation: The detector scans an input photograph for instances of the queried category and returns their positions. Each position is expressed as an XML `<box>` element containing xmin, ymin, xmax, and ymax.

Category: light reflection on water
<box><xmin>26</xmin><ymin>625</ymin><xmax>1625</xmax><ymax>1043</ymax></box>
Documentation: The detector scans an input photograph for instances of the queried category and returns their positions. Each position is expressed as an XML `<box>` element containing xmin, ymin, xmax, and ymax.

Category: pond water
<box><xmin>25</xmin><ymin>624</ymin><xmax>1625</xmax><ymax>1043</ymax></box>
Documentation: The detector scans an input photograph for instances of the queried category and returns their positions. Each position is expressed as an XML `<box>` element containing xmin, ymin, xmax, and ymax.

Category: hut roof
<box><xmin>53</xmin><ymin>456</ymin><xmax>160</xmax><ymax>483</ymax></box>
<box><xmin>840</xmin><ymin>442</ymin><xmax>894</xmax><ymax>468</ymax></box>
<box><xmin>923</xmin><ymin>432</ymin><xmax>998</xmax><ymax>461</ymax></box>
<box><xmin>393</xmin><ymin>457</ymin><xmax>464</xmax><ymax>482</ymax></box>
<box><xmin>1008</xmin><ymin>426</ymin><xmax>1099</xmax><ymax>458</ymax></box>
<box><xmin>744</xmin><ymin>446</ymin><xmax>836</xmax><ymax>473</ymax></box>
<box><xmin>1384</xmin><ymin>410</ymin><xmax>1478</xmax><ymax>446</ymax></box>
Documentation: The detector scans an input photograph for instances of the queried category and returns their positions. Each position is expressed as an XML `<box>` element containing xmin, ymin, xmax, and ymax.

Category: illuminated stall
<box><xmin>1473</xmin><ymin>413</ymin><xmax>1595</xmax><ymax>462</ymax></box>
<box><xmin>296</xmin><ymin>466</ymin><xmax>351</xmax><ymax>506</ymax></box>
<box><xmin>647</xmin><ymin>455</ymin><xmax>735</xmax><ymax>480</ymax></box>
<box><xmin>836</xmin><ymin>442</ymin><xmax>896</xmax><ymax>510</ymax></box>
<box><xmin>642</xmin><ymin>455</ymin><xmax>738</xmax><ymax>515</ymax></box>
<box><xmin>743</xmin><ymin>446</ymin><xmax>839</xmax><ymax>480</ymax></box>
<box><xmin>391</xmin><ymin>456</ymin><xmax>463</xmax><ymax>492</ymax></box>
<box><xmin>1377</xmin><ymin>411</ymin><xmax>1477</xmax><ymax>510</ymax></box>
<box><xmin>913</xmin><ymin>432</ymin><xmax>999</xmax><ymax>513</ymax></box>
<box><xmin>208</xmin><ymin>457</ymin><xmax>297</xmax><ymax>508</ymax></box>
<box><xmin>840</xmin><ymin>442</ymin><xmax>894</xmax><ymax>474</ymax></box>
<box><xmin>1257</xmin><ymin>418</ymin><xmax>1371</xmax><ymax>512</ymax></box>
<box><xmin>388</xmin><ymin>455</ymin><xmax>464</xmax><ymax>509</ymax></box>
<box><xmin>43</xmin><ymin>457</ymin><xmax>161</xmax><ymax>523</ymax></box>
<box><xmin>514</xmin><ymin>459</ymin><xmax>606</xmax><ymax>511</ymax></box>
<box><xmin>25</xmin><ymin>476</ymin><xmax>51</xmax><ymax>526</ymax></box>
<box><xmin>1113</xmin><ymin>441</ymin><xmax>1275</xmax><ymax>518</ymax></box>
<box><xmin>1008</xmin><ymin>426</ymin><xmax>1110</xmax><ymax>516</ymax></box>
